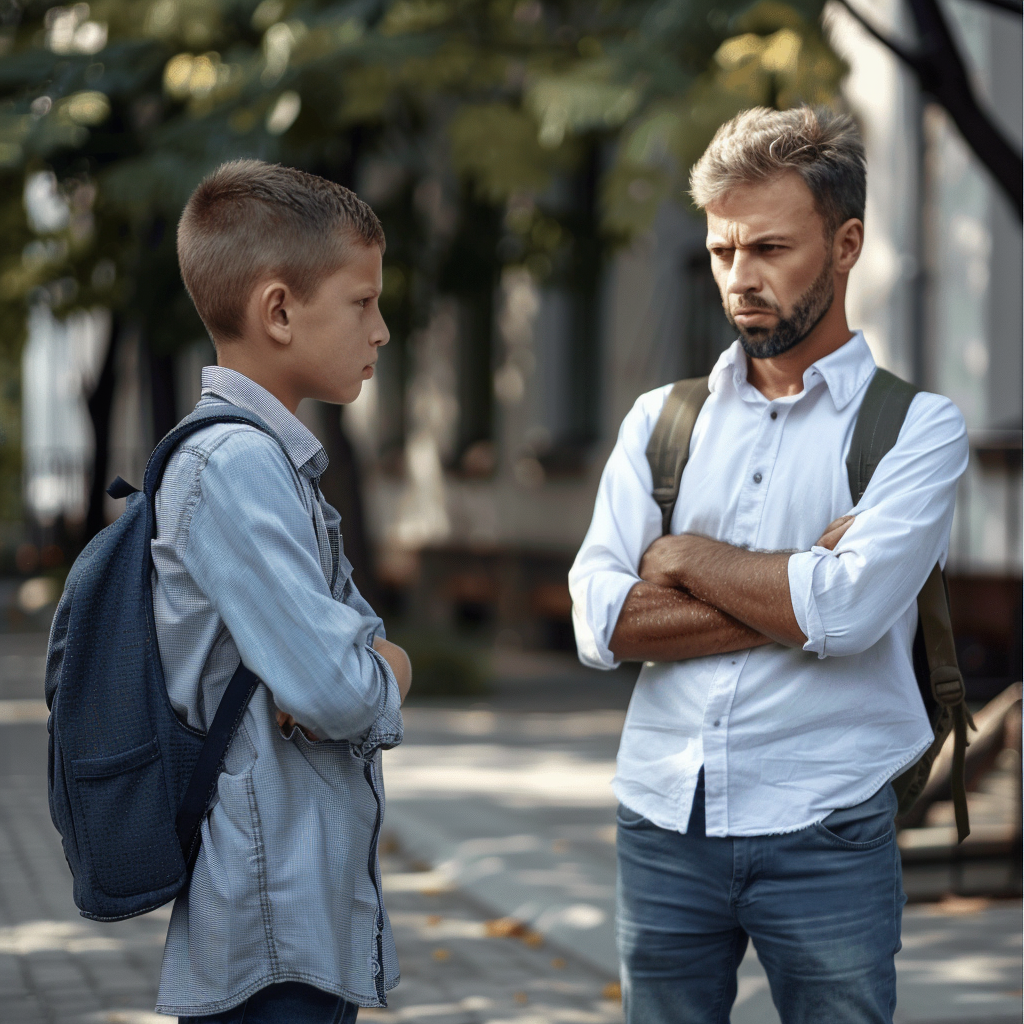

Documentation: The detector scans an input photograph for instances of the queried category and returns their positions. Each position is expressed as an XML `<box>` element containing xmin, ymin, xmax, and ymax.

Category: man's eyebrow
<box><xmin>706</xmin><ymin>232</ymin><xmax>794</xmax><ymax>249</ymax></box>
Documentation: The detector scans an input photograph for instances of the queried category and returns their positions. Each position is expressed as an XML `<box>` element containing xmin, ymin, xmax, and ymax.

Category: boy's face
<box><xmin>289</xmin><ymin>242</ymin><xmax>389</xmax><ymax>405</ymax></box>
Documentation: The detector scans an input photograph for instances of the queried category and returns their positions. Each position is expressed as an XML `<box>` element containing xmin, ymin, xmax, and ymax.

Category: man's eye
<box><xmin>710</xmin><ymin>249</ymin><xmax>733</xmax><ymax>259</ymax></box>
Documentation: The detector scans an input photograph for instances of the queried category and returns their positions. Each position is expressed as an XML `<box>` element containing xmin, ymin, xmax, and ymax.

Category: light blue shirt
<box><xmin>150</xmin><ymin>367</ymin><xmax>402</xmax><ymax>1015</ymax></box>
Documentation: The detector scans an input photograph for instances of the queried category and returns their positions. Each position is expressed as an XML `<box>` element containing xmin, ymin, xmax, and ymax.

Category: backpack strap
<box><xmin>849</xmin><ymin>368</ymin><xmax>974</xmax><ymax>843</ymax></box>
<box><xmin>645</xmin><ymin>377</ymin><xmax>711</xmax><ymax>535</ymax></box>
<box><xmin>137</xmin><ymin>405</ymin><xmax>291</xmax><ymax>867</ymax></box>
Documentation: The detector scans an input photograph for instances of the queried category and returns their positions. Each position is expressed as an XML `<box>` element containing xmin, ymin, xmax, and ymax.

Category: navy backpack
<box><xmin>45</xmin><ymin>404</ymin><xmax>284</xmax><ymax>920</ymax></box>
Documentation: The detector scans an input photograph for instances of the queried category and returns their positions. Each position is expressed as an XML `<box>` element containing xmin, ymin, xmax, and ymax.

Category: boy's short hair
<box><xmin>178</xmin><ymin>160</ymin><xmax>385</xmax><ymax>342</ymax></box>
<box><xmin>689</xmin><ymin>106</ymin><xmax>866</xmax><ymax>235</ymax></box>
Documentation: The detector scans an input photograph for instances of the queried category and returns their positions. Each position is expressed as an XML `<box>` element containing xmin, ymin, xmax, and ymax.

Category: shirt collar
<box><xmin>708</xmin><ymin>331</ymin><xmax>876</xmax><ymax>411</ymax></box>
<box><xmin>200</xmin><ymin>366</ymin><xmax>329</xmax><ymax>478</ymax></box>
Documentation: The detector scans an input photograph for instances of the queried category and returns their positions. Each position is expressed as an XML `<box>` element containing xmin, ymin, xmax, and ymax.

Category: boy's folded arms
<box><xmin>275</xmin><ymin>635</ymin><xmax>412</xmax><ymax>740</ymax></box>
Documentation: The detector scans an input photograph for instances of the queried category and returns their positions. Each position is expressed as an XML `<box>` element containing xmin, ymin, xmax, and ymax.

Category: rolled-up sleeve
<box><xmin>183</xmin><ymin>430</ymin><xmax>398</xmax><ymax>745</ymax></box>
<box><xmin>569</xmin><ymin>392</ymin><xmax>667</xmax><ymax>669</ymax></box>
<box><xmin>788</xmin><ymin>392</ymin><xmax>968</xmax><ymax>658</ymax></box>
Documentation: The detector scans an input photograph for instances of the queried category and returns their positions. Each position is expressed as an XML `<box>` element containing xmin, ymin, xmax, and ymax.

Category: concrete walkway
<box><xmin>0</xmin><ymin>636</ymin><xmax>1020</xmax><ymax>1023</ymax></box>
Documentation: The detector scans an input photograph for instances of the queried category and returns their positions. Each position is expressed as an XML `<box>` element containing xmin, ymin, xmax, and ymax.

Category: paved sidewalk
<box><xmin>0</xmin><ymin>636</ymin><xmax>1020</xmax><ymax>1023</ymax></box>
<box><xmin>382</xmin><ymin>705</ymin><xmax>1023</xmax><ymax>1024</ymax></box>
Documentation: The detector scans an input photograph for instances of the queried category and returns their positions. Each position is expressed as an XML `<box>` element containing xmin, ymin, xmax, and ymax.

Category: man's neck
<box><xmin>745</xmin><ymin>299</ymin><xmax>853</xmax><ymax>401</ymax></box>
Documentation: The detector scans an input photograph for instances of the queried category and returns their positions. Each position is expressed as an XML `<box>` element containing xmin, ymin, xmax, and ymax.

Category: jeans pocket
<box><xmin>812</xmin><ymin>820</ymin><xmax>894</xmax><ymax>849</ymax></box>
<box><xmin>616</xmin><ymin>802</ymin><xmax>650</xmax><ymax>830</ymax></box>
<box><xmin>813</xmin><ymin>784</ymin><xmax>898</xmax><ymax>849</ymax></box>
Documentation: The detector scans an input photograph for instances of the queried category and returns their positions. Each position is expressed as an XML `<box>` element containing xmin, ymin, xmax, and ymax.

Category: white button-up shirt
<box><xmin>570</xmin><ymin>332</ymin><xmax>968</xmax><ymax>837</ymax></box>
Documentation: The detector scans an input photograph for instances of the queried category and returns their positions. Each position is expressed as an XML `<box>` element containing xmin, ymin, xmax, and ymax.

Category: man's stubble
<box><xmin>725</xmin><ymin>253</ymin><xmax>835</xmax><ymax>360</ymax></box>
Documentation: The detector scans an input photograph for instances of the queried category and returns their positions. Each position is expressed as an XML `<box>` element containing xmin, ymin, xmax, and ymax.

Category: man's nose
<box><xmin>726</xmin><ymin>250</ymin><xmax>761</xmax><ymax>296</ymax></box>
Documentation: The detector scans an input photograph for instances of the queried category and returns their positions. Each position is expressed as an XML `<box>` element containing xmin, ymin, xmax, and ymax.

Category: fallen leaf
<box><xmin>432</xmin><ymin>948</ymin><xmax>451</xmax><ymax>961</ymax></box>
<box><xmin>551</xmin><ymin>957</ymin><xmax>566</xmax><ymax>969</ymax></box>
<box><xmin>513</xmin><ymin>991</ymin><xmax>528</xmax><ymax>1004</ymax></box>
<box><xmin>552</xmin><ymin>839</ymin><xmax>570</xmax><ymax>853</ymax></box>
<box><xmin>602</xmin><ymin>982</ymin><xmax>622</xmax><ymax>1001</ymax></box>
<box><xmin>425</xmin><ymin>915</ymin><xmax>443</xmax><ymax>926</ymax></box>
<box><xmin>485</xmin><ymin>917</ymin><xmax>527</xmax><ymax>938</ymax></box>
<box><xmin>521</xmin><ymin>930</ymin><xmax>544</xmax><ymax>947</ymax></box>
<box><xmin>930</xmin><ymin>895</ymin><xmax>992</xmax><ymax>916</ymax></box>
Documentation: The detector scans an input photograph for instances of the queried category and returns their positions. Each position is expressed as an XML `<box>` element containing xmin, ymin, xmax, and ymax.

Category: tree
<box><xmin>837</xmin><ymin>0</ymin><xmax>1022</xmax><ymax>219</ymax></box>
<box><xmin>0</xmin><ymin>0</ymin><xmax>847</xmax><ymax>572</ymax></box>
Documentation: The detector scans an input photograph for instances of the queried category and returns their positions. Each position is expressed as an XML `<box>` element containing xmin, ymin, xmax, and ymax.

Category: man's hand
<box><xmin>639</xmin><ymin>534</ymin><xmax>691</xmax><ymax>589</ymax></box>
<box><xmin>815</xmin><ymin>515</ymin><xmax>855</xmax><ymax>551</ymax></box>
<box><xmin>373</xmin><ymin>636</ymin><xmax>412</xmax><ymax>704</ymax></box>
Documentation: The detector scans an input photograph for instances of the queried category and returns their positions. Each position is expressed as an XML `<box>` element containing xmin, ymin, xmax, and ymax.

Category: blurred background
<box><xmin>0</xmin><ymin>1</ymin><xmax>1021</xmax><ymax>1022</ymax></box>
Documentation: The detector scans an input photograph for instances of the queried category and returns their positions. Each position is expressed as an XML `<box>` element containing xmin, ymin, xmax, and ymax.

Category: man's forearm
<box><xmin>609</xmin><ymin>582</ymin><xmax>772</xmax><ymax>662</ymax></box>
<box><xmin>641</xmin><ymin>535</ymin><xmax>806</xmax><ymax>647</ymax></box>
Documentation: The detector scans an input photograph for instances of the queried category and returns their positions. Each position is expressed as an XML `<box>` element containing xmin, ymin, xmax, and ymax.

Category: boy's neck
<box><xmin>216</xmin><ymin>342</ymin><xmax>302</xmax><ymax>414</ymax></box>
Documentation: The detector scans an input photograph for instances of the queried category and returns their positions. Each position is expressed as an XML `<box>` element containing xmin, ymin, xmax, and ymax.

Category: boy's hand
<box><xmin>275</xmin><ymin>709</ymin><xmax>320</xmax><ymax>742</ymax></box>
<box><xmin>814</xmin><ymin>515</ymin><xmax>855</xmax><ymax>551</ymax></box>
<box><xmin>373</xmin><ymin>636</ymin><xmax>412</xmax><ymax>704</ymax></box>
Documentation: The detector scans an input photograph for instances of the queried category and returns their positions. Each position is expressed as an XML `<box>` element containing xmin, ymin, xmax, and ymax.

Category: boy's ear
<box><xmin>259</xmin><ymin>281</ymin><xmax>293</xmax><ymax>347</ymax></box>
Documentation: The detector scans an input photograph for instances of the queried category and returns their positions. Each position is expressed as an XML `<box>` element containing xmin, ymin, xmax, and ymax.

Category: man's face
<box><xmin>290</xmin><ymin>242</ymin><xmax>389</xmax><ymax>404</ymax></box>
<box><xmin>705</xmin><ymin>171</ymin><xmax>835</xmax><ymax>360</ymax></box>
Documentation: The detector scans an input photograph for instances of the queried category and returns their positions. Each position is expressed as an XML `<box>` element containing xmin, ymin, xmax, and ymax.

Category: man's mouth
<box><xmin>733</xmin><ymin>308</ymin><xmax>777</xmax><ymax>322</ymax></box>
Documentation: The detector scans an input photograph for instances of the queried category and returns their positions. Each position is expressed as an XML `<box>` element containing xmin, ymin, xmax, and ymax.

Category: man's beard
<box><xmin>725</xmin><ymin>258</ymin><xmax>835</xmax><ymax>360</ymax></box>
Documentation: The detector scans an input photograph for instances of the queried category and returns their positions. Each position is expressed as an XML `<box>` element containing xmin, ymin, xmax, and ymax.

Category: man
<box><xmin>569</xmin><ymin>106</ymin><xmax>967</xmax><ymax>1023</ymax></box>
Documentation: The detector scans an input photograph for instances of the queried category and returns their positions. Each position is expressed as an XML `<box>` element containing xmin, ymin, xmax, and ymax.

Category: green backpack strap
<box><xmin>849</xmin><ymin>368</ymin><xmax>975</xmax><ymax>843</ymax></box>
<box><xmin>645</xmin><ymin>377</ymin><xmax>711</xmax><ymax>536</ymax></box>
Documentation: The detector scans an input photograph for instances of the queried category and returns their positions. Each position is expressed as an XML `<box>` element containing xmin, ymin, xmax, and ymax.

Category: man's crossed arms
<box><xmin>609</xmin><ymin>515</ymin><xmax>855</xmax><ymax>663</ymax></box>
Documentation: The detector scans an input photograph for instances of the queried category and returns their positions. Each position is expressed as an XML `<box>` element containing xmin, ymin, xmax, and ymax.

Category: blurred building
<box><xmin>349</xmin><ymin>0</ymin><xmax>1022</xmax><ymax>691</ymax></box>
<box><xmin>16</xmin><ymin>2</ymin><xmax>1021</xmax><ymax>687</ymax></box>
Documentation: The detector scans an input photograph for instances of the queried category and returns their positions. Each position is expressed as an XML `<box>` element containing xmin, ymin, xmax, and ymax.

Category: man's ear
<box><xmin>258</xmin><ymin>281</ymin><xmax>293</xmax><ymax>347</ymax></box>
<box><xmin>833</xmin><ymin>218</ymin><xmax>864</xmax><ymax>273</ymax></box>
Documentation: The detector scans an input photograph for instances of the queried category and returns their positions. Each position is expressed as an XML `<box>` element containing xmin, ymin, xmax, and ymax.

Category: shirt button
<box><xmin>713</xmin><ymin>719</ymin><xmax>721</xmax><ymax>727</ymax></box>
<box><xmin>753</xmin><ymin>472</ymin><xmax>762</xmax><ymax>484</ymax></box>
<box><xmin>770</xmin><ymin>410</ymin><xmax>778</xmax><ymax>420</ymax></box>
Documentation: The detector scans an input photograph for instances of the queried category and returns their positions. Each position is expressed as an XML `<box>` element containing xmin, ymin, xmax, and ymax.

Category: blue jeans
<box><xmin>616</xmin><ymin>773</ymin><xmax>904</xmax><ymax>1024</ymax></box>
<box><xmin>179</xmin><ymin>982</ymin><xmax>359</xmax><ymax>1024</ymax></box>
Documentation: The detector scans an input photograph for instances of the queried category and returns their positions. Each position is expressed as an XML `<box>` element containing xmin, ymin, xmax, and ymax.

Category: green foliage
<box><xmin>0</xmin><ymin>0</ymin><xmax>847</xmax><ymax>503</ymax></box>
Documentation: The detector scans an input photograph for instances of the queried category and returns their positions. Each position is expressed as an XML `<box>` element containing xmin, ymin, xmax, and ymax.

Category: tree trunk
<box><xmin>316</xmin><ymin>403</ymin><xmax>378</xmax><ymax>607</ymax></box>
<box><xmin>84</xmin><ymin>316</ymin><xmax>120</xmax><ymax>540</ymax></box>
<box><xmin>148</xmin><ymin>349</ymin><xmax>178</xmax><ymax>447</ymax></box>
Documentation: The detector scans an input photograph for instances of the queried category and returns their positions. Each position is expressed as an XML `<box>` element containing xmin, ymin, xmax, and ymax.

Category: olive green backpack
<box><xmin>646</xmin><ymin>368</ymin><xmax>975</xmax><ymax>842</ymax></box>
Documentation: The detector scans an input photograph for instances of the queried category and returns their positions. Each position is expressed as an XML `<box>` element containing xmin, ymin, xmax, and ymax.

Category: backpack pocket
<box><xmin>72</xmin><ymin>737</ymin><xmax>183</xmax><ymax>898</ymax></box>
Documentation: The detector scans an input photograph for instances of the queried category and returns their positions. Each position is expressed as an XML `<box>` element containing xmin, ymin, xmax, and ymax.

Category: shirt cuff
<box><xmin>573</xmin><ymin>572</ymin><xmax>640</xmax><ymax>670</ymax></box>
<box><xmin>787</xmin><ymin>549</ymin><xmax>828</xmax><ymax>658</ymax></box>
<box><xmin>351</xmin><ymin>644</ymin><xmax>404</xmax><ymax>757</ymax></box>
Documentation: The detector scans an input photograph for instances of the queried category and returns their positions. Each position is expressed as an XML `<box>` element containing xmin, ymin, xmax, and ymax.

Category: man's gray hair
<box><xmin>689</xmin><ymin>106</ymin><xmax>866</xmax><ymax>234</ymax></box>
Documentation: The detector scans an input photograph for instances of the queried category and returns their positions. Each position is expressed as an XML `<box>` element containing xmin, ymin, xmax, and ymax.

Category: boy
<box><xmin>151</xmin><ymin>160</ymin><xmax>412</xmax><ymax>1023</ymax></box>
